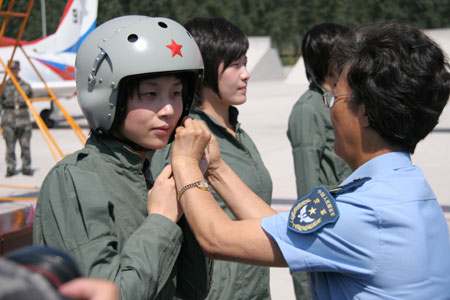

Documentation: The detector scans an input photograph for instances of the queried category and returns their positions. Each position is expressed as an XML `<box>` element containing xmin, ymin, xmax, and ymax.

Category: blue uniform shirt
<box><xmin>262</xmin><ymin>152</ymin><xmax>450</xmax><ymax>299</ymax></box>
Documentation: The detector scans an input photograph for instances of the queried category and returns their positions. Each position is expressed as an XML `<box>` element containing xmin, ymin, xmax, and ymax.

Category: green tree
<box><xmin>1</xmin><ymin>0</ymin><xmax>66</xmax><ymax>41</ymax></box>
<box><xmin>2</xmin><ymin>0</ymin><xmax>450</xmax><ymax>65</ymax></box>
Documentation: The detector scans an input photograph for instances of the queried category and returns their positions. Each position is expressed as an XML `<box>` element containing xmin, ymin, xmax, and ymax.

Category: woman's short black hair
<box><xmin>302</xmin><ymin>23</ymin><xmax>349</xmax><ymax>86</ymax></box>
<box><xmin>184</xmin><ymin>17</ymin><xmax>249</xmax><ymax>105</ymax></box>
<box><xmin>330</xmin><ymin>22</ymin><xmax>450</xmax><ymax>153</ymax></box>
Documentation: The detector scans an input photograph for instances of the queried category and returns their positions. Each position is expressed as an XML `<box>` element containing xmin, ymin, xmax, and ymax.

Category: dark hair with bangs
<box><xmin>184</xmin><ymin>17</ymin><xmax>249</xmax><ymax>105</ymax></box>
<box><xmin>329</xmin><ymin>22</ymin><xmax>450</xmax><ymax>153</ymax></box>
<box><xmin>302</xmin><ymin>23</ymin><xmax>349</xmax><ymax>86</ymax></box>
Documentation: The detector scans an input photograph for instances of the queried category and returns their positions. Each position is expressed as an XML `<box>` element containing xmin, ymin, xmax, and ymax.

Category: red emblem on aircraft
<box><xmin>166</xmin><ymin>39</ymin><xmax>183</xmax><ymax>57</ymax></box>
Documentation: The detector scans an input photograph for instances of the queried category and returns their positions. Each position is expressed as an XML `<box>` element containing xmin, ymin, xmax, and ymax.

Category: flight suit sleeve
<box><xmin>287</xmin><ymin>100</ymin><xmax>327</xmax><ymax>199</ymax></box>
<box><xmin>33</xmin><ymin>164</ymin><xmax>183</xmax><ymax>300</ymax></box>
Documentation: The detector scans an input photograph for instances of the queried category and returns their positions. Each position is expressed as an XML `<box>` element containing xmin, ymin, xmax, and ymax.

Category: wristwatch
<box><xmin>177</xmin><ymin>180</ymin><xmax>210</xmax><ymax>201</ymax></box>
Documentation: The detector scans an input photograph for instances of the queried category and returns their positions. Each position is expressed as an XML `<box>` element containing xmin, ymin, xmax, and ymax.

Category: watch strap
<box><xmin>177</xmin><ymin>180</ymin><xmax>210</xmax><ymax>201</ymax></box>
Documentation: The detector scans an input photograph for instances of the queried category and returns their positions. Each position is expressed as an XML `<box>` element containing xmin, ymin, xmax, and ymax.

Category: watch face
<box><xmin>198</xmin><ymin>181</ymin><xmax>209</xmax><ymax>188</ymax></box>
<box><xmin>178</xmin><ymin>180</ymin><xmax>209</xmax><ymax>201</ymax></box>
<box><xmin>198</xmin><ymin>181</ymin><xmax>209</xmax><ymax>190</ymax></box>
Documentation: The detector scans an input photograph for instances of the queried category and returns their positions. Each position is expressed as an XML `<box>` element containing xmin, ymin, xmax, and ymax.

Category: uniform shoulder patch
<box><xmin>288</xmin><ymin>186</ymin><xmax>339</xmax><ymax>234</ymax></box>
<box><xmin>288</xmin><ymin>177</ymin><xmax>371</xmax><ymax>234</ymax></box>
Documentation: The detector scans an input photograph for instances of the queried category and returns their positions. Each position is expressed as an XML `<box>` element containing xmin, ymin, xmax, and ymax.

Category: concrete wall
<box><xmin>424</xmin><ymin>28</ymin><xmax>450</xmax><ymax>58</ymax></box>
<box><xmin>284</xmin><ymin>56</ymin><xmax>307</xmax><ymax>86</ymax></box>
<box><xmin>247</xmin><ymin>36</ymin><xmax>285</xmax><ymax>81</ymax></box>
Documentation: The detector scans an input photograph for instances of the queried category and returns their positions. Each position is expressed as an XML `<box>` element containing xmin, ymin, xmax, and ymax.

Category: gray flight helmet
<box><xmin>75</xmin><ymin>15</ymin><xmax>204</xmax><ymax>133</ymax></box>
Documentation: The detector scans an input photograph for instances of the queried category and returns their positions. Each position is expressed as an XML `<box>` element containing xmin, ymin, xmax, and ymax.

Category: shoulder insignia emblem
<box><xmin>288</xmin><ymin>177</ymin><xmax>371</xmax><ymax>234</ymax></box>
<box><xmin>288</xmin><ymin>186</ymin><xmax>339</xmax><ymax>234</ymax></box>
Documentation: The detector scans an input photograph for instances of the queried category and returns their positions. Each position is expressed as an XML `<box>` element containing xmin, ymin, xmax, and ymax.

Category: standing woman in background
<box><xmin>287</xmin><ymin>23</ymin><xmax>351</xmax><ymax>200</ymax></box>
<box><xmin>151</xmin><ymin>17</ymin><xmax>273</xmax><ymax>300</ymax></box>
<box><xmin>286</xmin><ymin>23</ymin><xmax>351</xmax><ymax>300</ymax></box>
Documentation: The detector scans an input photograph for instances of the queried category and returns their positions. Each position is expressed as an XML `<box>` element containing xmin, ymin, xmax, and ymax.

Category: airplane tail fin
<box><xmin>76</xmin><ymin>0</ymin><xmax>98</xmax><ymax>52</ymax></box>
<box><xmin>33</xmin><ymin>0</ymin><xmax>98</xmax><ymax>54</ymax></box>
<box><xmin>0</xmin><ymin>0</ymin><xmax>97</xmax><ymax>84</ymax></box>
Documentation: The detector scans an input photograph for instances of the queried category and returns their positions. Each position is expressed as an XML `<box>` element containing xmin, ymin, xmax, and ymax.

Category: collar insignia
<box><xmin>288</xmin><ymin>186</ymin><xmax>339</xmax><ymax>234</ymax></box>
<box><xmin>166</xmin><ymin>39</ymin><xmax>183</xmax><ymax>57</ymax></box>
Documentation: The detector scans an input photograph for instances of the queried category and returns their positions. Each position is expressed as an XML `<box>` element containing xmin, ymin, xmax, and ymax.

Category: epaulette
<box><xmin>288</xmin><ymin>177</ymin><xmax>371</xmax><ymax>234</ymax></box>
<box><xmin>328</xmin><ymin>177</ymin><xmax>371</xmax><ymax>197</ymax></box>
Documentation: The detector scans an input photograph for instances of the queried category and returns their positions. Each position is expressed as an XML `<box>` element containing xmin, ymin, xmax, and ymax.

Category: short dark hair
<box><xmin>302</xmin><ymin>23</ymin><xmax>349</xmax><ymax>86</ymax></box>
<box><xmin>184</xmin><ymin>17</ymin><xmax>248</xmax><ymax>105</ymax></box>
<box><xmin>330</xmin><ymin>23</ymin><xmax>450</xmax><ymax>153</ymax></box>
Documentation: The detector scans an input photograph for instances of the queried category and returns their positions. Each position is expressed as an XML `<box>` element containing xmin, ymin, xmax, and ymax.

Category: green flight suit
<box><xmin>33</xmin><ymin>134</ymin><xmax>209</xmax><ymax>300</ymax></box>
<box><xmin>286</xmin><ymin>84</ymin><xmax>352</xmax><ymax>300</ymax></box>
<box><xmin>151</xmin><ymin>106</ymin><xmax>273</xmax><ymax>300</ymax></box>
<box><xmin>287</xmin><ymin>84</ymin><xmax>351</xmax><ymax>199</ymax></box>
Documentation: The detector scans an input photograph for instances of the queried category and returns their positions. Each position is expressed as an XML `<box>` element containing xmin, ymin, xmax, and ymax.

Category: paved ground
<box><xmin>1</xmin><ymin>79</ymin><xmax>449</xmax><ymax>299</ymax></box>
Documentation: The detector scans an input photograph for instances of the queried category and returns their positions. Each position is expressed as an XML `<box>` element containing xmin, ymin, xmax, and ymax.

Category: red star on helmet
<box><xmin>166</xmin><ymin>39</ymin><xmax>183</xmax><ymax>57</ymax></box>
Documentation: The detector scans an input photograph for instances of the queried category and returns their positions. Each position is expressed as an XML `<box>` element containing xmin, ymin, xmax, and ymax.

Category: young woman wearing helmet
<box><xmin>33</xmin><ymin>16</ymin><xmax>208</xmax><ymax>300</ymax></box>
<box><xmin>150</xmin><ymin>17</ymin><xmax>272</xmax><ymax>300</ymax></box>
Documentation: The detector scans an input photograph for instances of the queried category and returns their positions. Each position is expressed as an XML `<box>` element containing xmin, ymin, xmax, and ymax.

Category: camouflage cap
<box><xmin>9</xmin><ymin>60</ymin><xmax>20</xmax><ymax>69</ymax></box>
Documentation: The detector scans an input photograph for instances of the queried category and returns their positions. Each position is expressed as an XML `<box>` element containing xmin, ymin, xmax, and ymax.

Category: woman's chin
<box><xmin>145</xmin><ymin>139</ymin><xmax>170</xmax><ymax>150</ymax></box>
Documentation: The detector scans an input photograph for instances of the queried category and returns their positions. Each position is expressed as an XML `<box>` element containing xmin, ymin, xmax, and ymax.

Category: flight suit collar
<box><xmin>85</xmin><ymin>134</ymin><xmax>145</xmax><ymax>172</ymax></box>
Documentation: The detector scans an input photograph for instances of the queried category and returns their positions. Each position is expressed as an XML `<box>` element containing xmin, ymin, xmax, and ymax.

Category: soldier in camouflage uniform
<box><xmin>0</xmin><ymin>60</ymin><xmax>33</xmax><ymax>177</ymax></box>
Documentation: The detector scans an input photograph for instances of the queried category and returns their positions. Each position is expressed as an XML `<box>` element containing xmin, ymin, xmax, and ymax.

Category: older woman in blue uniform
<box><xmin>155</xmin><ymin>22</ymin><xmax>450</xmax><ymax>299</ymax></box>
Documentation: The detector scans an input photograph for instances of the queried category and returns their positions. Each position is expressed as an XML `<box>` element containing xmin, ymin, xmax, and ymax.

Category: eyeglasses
<box><xmin>322</xmin><ymin>91</ymin><xmax>352</xmax><ymax>108</ymax></box>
